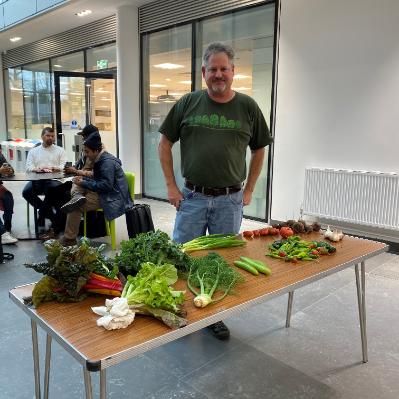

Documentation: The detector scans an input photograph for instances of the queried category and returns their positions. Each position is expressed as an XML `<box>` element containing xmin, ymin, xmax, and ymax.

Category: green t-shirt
<box><xmin>159</xmin><ymin>90</ymin><xmax>273</xmax><ymax>187</ymax></box>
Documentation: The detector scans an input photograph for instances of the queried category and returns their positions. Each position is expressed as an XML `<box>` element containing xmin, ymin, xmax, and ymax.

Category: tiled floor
<box><xmin>1</xmin><ymin>195</ymin><xmax>399</xmax><ymax>398</ymax></box>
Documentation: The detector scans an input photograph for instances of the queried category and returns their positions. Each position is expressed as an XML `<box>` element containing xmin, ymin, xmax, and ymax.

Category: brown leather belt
<box><xmin>185</xmin><ymin>181</ymin><xmax>242</xmax><ymax>197</ymax></box>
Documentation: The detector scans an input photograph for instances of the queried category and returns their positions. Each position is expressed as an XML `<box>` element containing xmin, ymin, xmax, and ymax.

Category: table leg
<box><xmin>355</xmin><ymin>262</ymin><xmax>368</xmax><ymax>363</ymax></box>
<box><xmin>285</xmin><ymin>291</ymin><xmax>294</xmax><ymax>327</ymax></box>
<box><xmin>44</xmin><ymin>333</ymin><xmax>52</xmax><ymax>399</ymax></box>
<box><xmin>100</xmin><ymin>369</ymin><xmax>106</xmax><ymax>399</ymax></box>
<box><xmin>31</xmin><ymin>320</ymin><xmax>41</xmax><ymax>399</ymax></box>
<box><xmin>83</xmin><ymin>368</ymin><xmax>93</xmax><ymax>399</ymax></box>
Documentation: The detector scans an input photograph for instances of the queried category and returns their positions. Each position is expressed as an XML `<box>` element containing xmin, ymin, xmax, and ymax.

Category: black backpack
<box><xmin>125</xmin><ymin>204</ymin><xmax>154</xmax><ymax>239</ymax></box>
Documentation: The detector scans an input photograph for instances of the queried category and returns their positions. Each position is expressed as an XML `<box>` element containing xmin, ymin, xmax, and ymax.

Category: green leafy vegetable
<box><xmin>187</xmin><ymin>252</ymin><xmax>244</xmax><ymax>308</ymax></box>
<box><xmin>121</xmin><ymin>262</ymin><xmax>185</xmax><ymax>313</ymax></box>
<box><xmin>116</xmin><ymin>230</ymin><xmax>190</xmax><ymax>277</ymax></box>
<box><xmin>25</xmin><ymin>238</ymin><xmax>116</xmax><ymax>306</ymax></box>
<box><xmin>182</xmin><ymin>234</ymin><xmax>246</xmax><ymax>253</ymax></box>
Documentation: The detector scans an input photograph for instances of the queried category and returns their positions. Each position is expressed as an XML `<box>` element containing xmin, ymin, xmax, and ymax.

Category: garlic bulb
<box><xmin>324</xmin><ymin>226</ymin><xmax>344</xmax><ymax>242</ymax></box>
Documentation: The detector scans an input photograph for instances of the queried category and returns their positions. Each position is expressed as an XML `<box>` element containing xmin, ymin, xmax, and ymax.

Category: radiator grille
<box><xmin>303</xmin><ymin>168</ymin><xmax>399</xmax><ymax>230</ymax></box>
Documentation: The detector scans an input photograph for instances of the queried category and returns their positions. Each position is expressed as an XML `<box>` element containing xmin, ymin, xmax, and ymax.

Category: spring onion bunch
<box><xmin>182</xmin><ymin>234</ymin><xmax>246</xmax><ymax>253</ymax></box>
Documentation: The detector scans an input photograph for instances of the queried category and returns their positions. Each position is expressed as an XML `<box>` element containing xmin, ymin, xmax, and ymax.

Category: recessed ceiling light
<box><xmin>153</xmin><ymin>63</ymin><xmax>184</xmax><ymax>70</ymax></box>
<box><xmin>150</xmin><ymin>83</ymin><xmax>167</xmax><ymax>88</ymax></box>
<box><xmin>179</xmin><ymin>81</ymin><xmax>192</xmax><ymax>85</ymax></box>
<box><xmin>234</xmin><ymin>74</ymin><xmax>250</xmax><ymax>79</ymax></box>
<box><xmin>10</xmin><ymin>37</ymin><xmax>21</xmax><ymax>42</ymax></box>
<box><xmin>233</xmin><ymin>86</ymin><xmax>251</xmax><ymax>91</ymax></box>
<box><xmin>53</xmin><ymin>64</ymin><xmax>63</xmax><ymax>68</ymax></box>
<box><xmin>75</xmin><ymin>9</ymin><xmax>92</xmax><ymax>17</ymax></box>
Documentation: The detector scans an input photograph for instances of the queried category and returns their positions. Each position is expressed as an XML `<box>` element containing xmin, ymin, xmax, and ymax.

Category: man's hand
<box><xmin>243</xmin><ymin>188</ymin><xmax>253</xmax><ymax>206</ymax></box>
<box><xmin>0</xmin><ymin>165</ymin><xmax>13</xmax><ymax>176</ymax></box>
<box><xmin>168</xmin><ymin>184</ymin><xmax>183</xmax><ymax>209</ymax></box>
<box><xmin>73</xmin><ymin>176</ymin><xmax>83</xmax><ymax>186</ymax></box>
<box><xmin>51</xmin><ymin>166</ymin><xmax>61</xmax><ymax>172</ymax></box>
<box><xmin>64</xmin><ymin>166</ymin><xmax>77</xmax><ymax>174</ymax></box>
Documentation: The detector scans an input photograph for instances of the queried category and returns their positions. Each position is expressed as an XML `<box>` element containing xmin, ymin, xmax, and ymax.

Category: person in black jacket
<box><xmin>59</xmin><ymin>132</ymin><xmax>131</xmax><ymax>246</ymax></box>
<box><xmin>0</xmin><ymin>152</ymin><xmax>18</xmax><ymax>244</ymax></box>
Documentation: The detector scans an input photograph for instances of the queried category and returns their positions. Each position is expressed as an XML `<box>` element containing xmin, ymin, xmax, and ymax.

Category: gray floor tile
<box><xmin>184</xmin><ymin>342</ymin><xmax>338</xmax><ymax>399</ymax></box>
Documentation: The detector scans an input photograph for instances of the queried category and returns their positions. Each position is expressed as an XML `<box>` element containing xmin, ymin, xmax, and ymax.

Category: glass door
<box><xmin>54</xmin><ymin>71</ymin><xmax>117</xmax><ymax>162</ymax></box>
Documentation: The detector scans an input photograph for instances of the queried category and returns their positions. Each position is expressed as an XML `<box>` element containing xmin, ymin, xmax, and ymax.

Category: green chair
<box><xmin>83</xmin><ymin>172</ymin><xmax>135</xmax><ymax>250</ymax></box>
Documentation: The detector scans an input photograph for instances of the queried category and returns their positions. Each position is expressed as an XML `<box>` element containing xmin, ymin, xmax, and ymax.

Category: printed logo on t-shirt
<box><xmin>187</xmin><ymin>114</ymin><xmax>242</xmax><ymax>130</ymax></box>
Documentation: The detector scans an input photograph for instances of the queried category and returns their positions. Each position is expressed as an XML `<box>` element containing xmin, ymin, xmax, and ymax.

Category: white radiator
<box><xmin>302</xmin><ymin>168</ymin><xmax>399</xmax><ymax>230</ymax></box>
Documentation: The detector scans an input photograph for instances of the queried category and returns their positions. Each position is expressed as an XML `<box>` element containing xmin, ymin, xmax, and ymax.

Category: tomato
<box><xmin>259</xmin><ymin>228</ymin><xmax>270</xmax><ymax>236</ymax></box>
<box><xmin>253</xmin><ymin>229</ymin><xmax>260</xmax><ymax>237</ymax></box>
<box><xmin>242</xmin><ymin>231</ymin><xmax>254</xmax><ymax>239</ymax></box>
<box><xmin>269</xmin><ymin>227</ymin><xmax>279</xmax><ymax>235</ymax></box>
<box><xmin>280</xmin><ymin>226</ymin><xmax>294</xmax><ymax>239</ymax></box>
<box><xmin>278</xmin><ymin>251</ymin><xmax>286</xmax><ymax>257</ymax></box>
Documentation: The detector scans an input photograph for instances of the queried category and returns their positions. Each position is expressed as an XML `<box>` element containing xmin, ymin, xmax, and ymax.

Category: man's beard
<box><xmin>211</xmin><ymin>81</ymin><xmax>227</xmax><ymax>94</ymax></box>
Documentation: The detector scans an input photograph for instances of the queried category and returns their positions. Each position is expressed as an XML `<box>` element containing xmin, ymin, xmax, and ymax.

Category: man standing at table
<box><xmin>23</xmin><ymin>127</ymin><xmax>67</xmax><ymax>227</ymax></box>
<box><xmin>158</xmin><ymin>42</ymin><xmax>273</xmax><ymax>340</ymax></box>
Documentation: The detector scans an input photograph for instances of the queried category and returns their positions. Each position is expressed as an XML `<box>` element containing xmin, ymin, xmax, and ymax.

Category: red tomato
<box><xmin>259</xmin><ymin>228</ymin><xmax>270</xmax><ymax>236</ymax></box>
<box><xmin>242</xmin><ymin>231</ymin><xmax>254</xmax><ymax>239</ymax></box>
<box><xmin>269</xmin><ymin>227</ymin><xmax>279</xmax><ymax>235</ymax></box>
<box><xmin>280</xmin><ymin>226</ymin><xmax>294</xmax><ymax>239</ymax></box>
<box><xmin>253</xmin><ymin>229</ymin><xmax>260</xmax><ymax>237</ymax></box>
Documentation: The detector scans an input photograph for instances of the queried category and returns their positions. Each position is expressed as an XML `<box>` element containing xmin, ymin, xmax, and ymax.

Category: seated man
<box><xmin>0</xmin><ymin>157</ymin><xmax>17</xmax><ymax>244</ymax></box>
<box><xmin>23</xmin><ymin>127</ymin><xmax>67</xmax><ymax>227</ymax></box>
<box><xmin>60</xmin><ymin>131</ymin><xmax>132</xmax><ymax>246</ymax></box>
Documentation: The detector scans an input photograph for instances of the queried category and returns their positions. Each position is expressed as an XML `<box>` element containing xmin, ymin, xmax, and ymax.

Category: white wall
<box><xmin>272</xmin><ymin>0</ymin><xmax>399</xmax><ymax>222</ymax></box>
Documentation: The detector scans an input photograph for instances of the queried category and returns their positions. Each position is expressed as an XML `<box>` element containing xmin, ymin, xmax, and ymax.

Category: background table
<box><xmin>1</xmin><ymin>172</ymin><xmax>70</xmax><ymax>238</ymax></box>
<box><xmin>9</xmin><ymin>233</ymin><xmax>387</xmax><ymax>398</ymax></box>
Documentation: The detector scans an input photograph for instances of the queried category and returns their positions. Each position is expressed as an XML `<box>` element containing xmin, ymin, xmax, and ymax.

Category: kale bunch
<box><xmin>116</xmin><ymin>230</ymin><xmax>191</xmax><ymax>277</ymax></box>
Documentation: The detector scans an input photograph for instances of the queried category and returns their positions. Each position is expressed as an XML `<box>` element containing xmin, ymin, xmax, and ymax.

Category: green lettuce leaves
<box><xmin>122</xmin><ymin>262</ymin><xmax>185</xmax><ymax>313</ymax></box>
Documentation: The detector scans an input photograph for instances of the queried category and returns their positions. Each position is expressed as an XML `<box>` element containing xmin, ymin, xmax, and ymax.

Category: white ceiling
<box><xmin>0</xmin><ymin>0</ymin><xmax>157</xmax><ymax>52</ymax></box>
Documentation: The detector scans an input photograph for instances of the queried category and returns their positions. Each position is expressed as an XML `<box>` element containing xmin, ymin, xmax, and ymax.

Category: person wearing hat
<box><xmin>39</xmin><ymin>124</ymin><xmax>99</xmax><ymax>240</ymax></box>
<box><xmin>60</xmin><ymin>131</ymin><xmax>131</xmax><ymax>246</ymax></box>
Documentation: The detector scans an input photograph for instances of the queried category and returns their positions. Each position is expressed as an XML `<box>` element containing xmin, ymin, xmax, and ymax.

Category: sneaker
<box><xmin>59</xmin><ymin>236</ymin><xmax>77</xmax><ymax>247</ymax></box>
<box><xmin>2</xmin><ymin>231</ymin><xmax>18</xmax><ymax>244</ymax></box>
<box><xmin>60</xmin><ymin>195</ymin><xmax>87</xmax><ymax>213</ymax></box>
<box><xmin>207</xmin><ymin>321</ymin><xmax>230</xmax><ymax>340</ymax></box>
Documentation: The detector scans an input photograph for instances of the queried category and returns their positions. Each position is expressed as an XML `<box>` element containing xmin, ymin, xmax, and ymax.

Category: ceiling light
<box><xmin>179</xmin><ymin>80</ymin><xmax>192</xmax><ymax>85</ymax></box>
<box><xmin>153</xmin><ymin>63</ymin><xmax>184</xmax><ymax>70</ymax></box>
<box><xmin>150</xmin><ymin>83</ymin><xmax>166</xmax><ymax>88</ymax></box>
<box><xmin>234</xmin><ymin>74</ymin><xmax>250</xmax><ymax>79</ymax></box>
<box><xmin>53</xmin><ymin>64</ymin><xmax>63</xmax><ymax>68</ymax></box>
<box><xmin>11</xmin><ymin>88</ymin><xmax>23</xmax><ymax>91</ymax></box>
<box><xmin>10</xmin><ymin>37</ymin><xmax>21</xmax><ymax>42</ymax></box>
<box><xmin>165</xmin><ymin>78</ymin><xmax>171</xmax><ymax>81</ymax></box>
<box><xmin>233</xmin><ymin>86</ymin><xmax>251</xmax><ymax>91</ymax></box>
<box><xmin>75</xmin><ymin>9</ymin><xmax>92</xmax><ymax>17</ymax></box>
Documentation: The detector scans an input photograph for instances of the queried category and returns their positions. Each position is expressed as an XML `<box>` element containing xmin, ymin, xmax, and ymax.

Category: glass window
<box><xmin>4</xmin><ymin>68</ymin><xmax>25</xmax><ymax>139</ymax></box>
<box><xmin>196</xmin><ymin>4</ymin><xmax>275</xmax><ymax>219</ymax></box>
<box><xmin>51</xmin><ymin>51</ymin><xmax>84</xmax><ymax>72</ymax></box>
<box><xmin>142</xmin><ymin>24</ymin><xmax>192</xmax><ymax>198</ymax></box>
<box><xmin>3</xmin><ymin>0</ymin><xmax>36</xmax><ymax>27</ymax></box>
<box><xmin>22</xmin><ymin>60</ymin><xmax>53</xmax><ymax>140</ymax></box>
<box><xmin>86</xmin><ymin>43</ymin><xmax>117</xmax><ymax>71</ymax></box>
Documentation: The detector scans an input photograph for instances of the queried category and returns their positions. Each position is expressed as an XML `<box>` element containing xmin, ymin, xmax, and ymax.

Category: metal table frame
<box><xmin>10</xmin><ymin>240</ymin><xmax>386</xmax><ymax>398</ymax></box>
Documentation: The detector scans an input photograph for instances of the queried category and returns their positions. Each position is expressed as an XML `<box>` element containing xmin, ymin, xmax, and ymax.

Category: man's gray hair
<box><xmin>202</xmin><ymin>42</ymin><xmax>235</xmax><ymax>67</ymax></box>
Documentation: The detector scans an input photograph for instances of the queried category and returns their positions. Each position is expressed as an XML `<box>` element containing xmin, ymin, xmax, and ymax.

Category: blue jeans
<box><xmin>173</xmin><ymin>187</ymin><xmax>243</xmax><ymax>244</ymax></box>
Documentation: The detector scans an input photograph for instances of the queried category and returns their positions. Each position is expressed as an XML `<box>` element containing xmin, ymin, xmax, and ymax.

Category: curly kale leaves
<box><xmin>116</xmin><ymin>230</ymin><xmax>191</xmax><ymax>277</ymax></box>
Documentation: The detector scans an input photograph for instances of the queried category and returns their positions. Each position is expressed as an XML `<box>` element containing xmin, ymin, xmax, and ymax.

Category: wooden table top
<box><xmin>9</xmin><ymin>233</ymin><xmax>387</xmax><ymax>370</ymax></box>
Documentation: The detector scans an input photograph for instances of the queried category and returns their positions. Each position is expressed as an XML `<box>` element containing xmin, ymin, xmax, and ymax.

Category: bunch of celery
<box><xmin>182</xmin><ymin>234</ymin><xmax>246</xmax><ymax>253</ymax></box>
